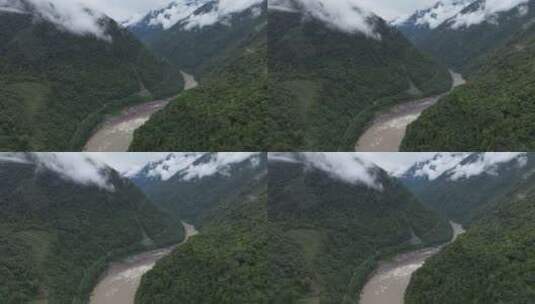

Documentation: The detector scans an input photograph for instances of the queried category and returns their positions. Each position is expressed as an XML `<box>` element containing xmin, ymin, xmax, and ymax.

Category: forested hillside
<box><xmin>406</xmin><ymin>169</ymin><xmax>535</xmax><ymax>303</ymax></box>
<box><xmin>130</xmin><ymin>21</ymin><xmax>268</xmax><ymax>151</ymax></box>
<box><xmin>268</xmin><ymin>5</ymin><xmax>451</xmax><ymax>150</ymax></box>
<box><xmin>267</xmin><ymin>154</ymin><xmax>452</xmax><ymax>303</ymax></box>
<box><xmin>0</xmin><ymin>154</ymin><xmax>183</xmax><ymax>304</ymax></box>
<box><xmin>0</xmin><ymin>7</ymin><xmax>183</xmax><ymax>151</ymax></box>
<box><xmin>402</xmin><ymin>21</ymin><xmax>535</xmax><ymax>151</ymax></box>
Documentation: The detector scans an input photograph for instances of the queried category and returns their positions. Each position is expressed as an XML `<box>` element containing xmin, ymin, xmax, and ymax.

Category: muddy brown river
<box><xmin>359</xmin><ymin>221</ymin><xmax>465</xmax><ymax>304</ymax></box>
<box><xmin>355</xmin><ymin>71</ymin><xmax>466</xmax><ymax>152</ymax></box>
<box><xmin>84</xmin><ymin>71</ymin><xmax>198</xmax><ymax>152</ymax></box>
<box><xmin>89</xmin><ymin>222</ymin><xmax>198</xmax><ymax>304</ymax></box>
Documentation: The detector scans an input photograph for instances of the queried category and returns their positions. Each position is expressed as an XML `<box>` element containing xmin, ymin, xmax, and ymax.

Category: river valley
<box><xmin>89</xmin><ymin>222</ymin><xmax>198</xmax><ymax>304</ymax></box>
<box><xmin>359</xmin><ymin>221</ymin><xmax>465</xmax><ymax>304</ymax></box>
<box><xmin>355</xmin><ymin>71</ymin><xmax>466</xmax><ymax>152</ymax></box>
<box><xmin>84</xmin><ymin>71</ymin><xmax>198</xmax><ymax>152</ymax></box>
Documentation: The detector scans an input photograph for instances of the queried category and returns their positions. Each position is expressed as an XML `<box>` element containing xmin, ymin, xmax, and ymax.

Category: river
<box><xmin>83</xmin><ymin>71</ymin><xmax>198</xmax><ymax>152</ymax></box>
<box><xmin>359</xmin><ymin>221</ymin><xmax>465</xmax><ymax>304</ymax></box>
<box><xmin>89</xmin><ymin>222</ymin><xmax>198</xmax><ymax>304</ymax></box>
<box><xmin>355</xmin><ymin>71</ymin><xmax>466</xmax><ymax>152</ymax></box>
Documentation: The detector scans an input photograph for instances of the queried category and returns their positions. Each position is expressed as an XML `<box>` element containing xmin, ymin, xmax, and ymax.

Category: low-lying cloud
<box><xmin>269</xmin><ymin>0</ymin><xmax>380</xmax><ymax>38</ymax></box>
<box><xmin>0</xmin><ymin>0</ymin><xmax>111</xmax><ymax>40</ymax></box>
<box><xmin>0</xmin><ymin>153</ymin><xmax>115</xmax><ymax>191</ymax></box>
<box><xmin>269</xmin><ymin>152</ymin><xmax>383</xmax><ymax>190</ymax></box>
<box><xmin>450</xmin><ymin>0</ymin><xmax>529</xmax><ymax>28</ymax></box>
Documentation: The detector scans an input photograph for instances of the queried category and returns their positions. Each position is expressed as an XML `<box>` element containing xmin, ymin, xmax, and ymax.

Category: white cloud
<box><xmin>269</xmin><ymin>152</ymin><xmax>383</xmax><ymax>190</ymax></box>
<box><xmin>448</xmin><ymin>152</ymin><xmax>527</xmax><ymax>180</ymax></box>
<box><xmin>0</xmin><ymin>0</ymin><xmax>111</xmax><ymax>40</ymax></box>
<box><xmin>87</xmin><ymin>152</ymin><xmax>171</xmax><ymax>176</ymax></box>
<box><xmin>269</xmin><ymin>0</ymin><xmax>380</xmax><ymax>38</ymax></box>
<box><xmin>0</xmin><ymin>153</ymin><xmax>115</xmax><ymax>191</ymax></box>
<box><xmin>450</xmin><ymin>0</ymin><xmax>529</xmax><ymax>29</ymax></box>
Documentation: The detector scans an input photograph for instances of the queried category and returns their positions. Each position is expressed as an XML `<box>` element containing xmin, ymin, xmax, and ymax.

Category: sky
<box><xmin>87</xmin><ymin>152</ymin><xmax>170</xmax><ymax>175</ymax></box>
<box><xmin>80</xmin><ymin>0</ymin><xmax>170</xmax><ymax>21</ymax></box>
<box><xmin>357</xmin><ymin>0</ymin><xmax>439</xmax><ymax>20</ymax></box>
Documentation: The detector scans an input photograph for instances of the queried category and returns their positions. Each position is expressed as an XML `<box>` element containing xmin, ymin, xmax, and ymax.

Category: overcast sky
<box><xmin>358</xmin><ymin>152</ymin><xmax>436</xmax><ymax>174</ymax></box>
<box><xmin>75</xmin><ymin>0</ymin><xmax>439</xmax><ymax>22</ymax></box>
<box><xmin>87</xmin><ymin>152</ymin><xmax>170</xmax><ymax>174</ymax></box>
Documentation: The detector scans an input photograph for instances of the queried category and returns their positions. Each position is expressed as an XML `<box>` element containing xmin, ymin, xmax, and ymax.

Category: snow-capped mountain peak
<box><xmin>393</xmin><ymin>0</ymin><xmax>474</xmax><ymax>29</ymax></box>
<box><xmin>448</xmin><ymin>0</ymin><xmax>530</xmax><ymax>29</ymax></box>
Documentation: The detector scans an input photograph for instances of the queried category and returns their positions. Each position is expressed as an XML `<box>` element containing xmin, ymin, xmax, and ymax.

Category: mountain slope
<box><xmin>129</xmin><ymin>18</ymin><xmax>268</xmax><ymax>151</ymax></box>
<box><xmin>130</xmin><ymin>153</ymin><xmax>266</xmax><ymax>225</ymax></box>
<box><xmin>268</xmin><ymin>4</ymin><xmax>452</xmax><ymax>150</ymax></box>
<box><xmin>267</xmin><ymin>153</ymin><xmax>452</xmax><ymax>303</ymax></box>
<box><xmin>0</xmin><ymin>2</ymin><xmax>183</xmax><ymax>151</ymax></box>
<box><xmin>400</xmin><ymin>153</ymin><xmax>534</xmax><ymax>225</ymax></box>
<box><xmin>405</xmin><ymin>166</ymin><xmax>535</xmax><ymax>303</ymax></box>
<box><xmin>0</xmin><ymin>153</ymin><xmax>183</xmax><ymax>304</ymax></box>
<box><xmin>402</xmin><ymin>19</ymin><xmax>535</xmax><ymax>151</ymax></box>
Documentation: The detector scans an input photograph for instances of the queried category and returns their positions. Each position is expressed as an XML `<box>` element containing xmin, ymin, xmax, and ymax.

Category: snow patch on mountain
<box><xmin>450</xmin><ymin>0</ymin><xmax>529</xmax><ymax>28</ymax></box>
<box><xmin>402</xmin><ymin>153</ymin><xmax>471</xmax><ymax>180</ymax></box>
<box><xmin>393</xmin><ymin>0</ymin><xmax>473</xmax><ymax>29</ymax></box>
<box><xmin>448</xmin><ymin>153</ymin><xmax>527</xmax><ymax>180</ymax></box>
<box><xmin>181</xmin><ymin>152</ymin><xmax>261</xmax><ymax>181</ymax></box>
<box><xmin>269</xmin><ymin>0</ymin><xmax>380</xmax><ymax>38</ymax></box>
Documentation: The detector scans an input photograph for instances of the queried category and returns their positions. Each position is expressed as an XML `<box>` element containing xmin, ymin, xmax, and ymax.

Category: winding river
<box><xmin>359</xmin><ymin>221</ymin><xmax>465</xmax><ymax>304</ymax></box>
<box><xmin>355</xmin><ymin>71</ymin><xmax>466</xmax><ymax>152</ymax></box>
<box><xmin>89</xmin><ymin>222</ymin><xmax>198</xmax><ymax>304</ymax></box>
<box><xmin>83</xmin><ymin>71</ymin><xmax>198</xmax><ymax>152</ymax></box>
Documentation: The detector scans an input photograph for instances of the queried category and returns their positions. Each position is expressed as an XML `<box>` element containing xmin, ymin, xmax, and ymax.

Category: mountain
<box><xmin>128</xmin><ymin>0</ymin><xmax>266</xmax><ymax>77</ymax></box>
<box><xmin>401</xmin><ymin>15</ymin><xmax>535</xmax><ymax>151</ymax></box>
<box><xmin>268</xmin><ymin>3</ymin><xmax>452</xmax><ymax>150</ymax></box>
<box><xmin>405</xmin><ymin>161</ymin><xmax>535</xmax><ymax>303</ymax></box>
<box><xmin>400</xmin><ymin>153</ymin><xmax>535</xmax><ymax>225</ymax></box>
<box><xmin>0</xmin><ymin>153</ymin><xmax>183</xmax><ymax>304</ymax></box>
<box><xmin>129</xmin><ymin>16</ymin><xmax>268</xmax><ymax>151</ymax></box>
<box><xmin>403</xmin><ymin>0</ymin><xmax>534</xmax><ymax>72</ymax></box>
<box><xmin>0</xmin><ymin>1</ymin><xmax>183</xmax><ymax>151</ymax></box>
<box><xmin>267</xmin><ymin>153</ymin><xmax>452</xmax><ymax>303</ymax></box>
<box><xmin>130</xmin><ymin>152</ymin><xmax>266</xmax><ymax>225</ymax></box>
<box><xmin>394</xmin><ymin>0</ymin><xmax>473</xmax><ymax>46</ymax></box>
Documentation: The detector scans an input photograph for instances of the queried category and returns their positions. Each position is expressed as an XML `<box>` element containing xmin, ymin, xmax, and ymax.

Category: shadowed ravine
<box><xmin>89</xmin><ymin>222</ymin><xmax>198</xmax><ymax>304</ymax></box>
<box><xmin>359</xmin><ymin>221</ymin><xmax>465</xmax><ymax>304</ymax></box>
<box><xmin>355</xmin><ymin>71</ymin><xmax>466</xmax><ymax>152</ymax></box>
<box><xmin>83</xmin><ymin>71</ymin><xmax>198</xmax><ymax>152</ymax></box>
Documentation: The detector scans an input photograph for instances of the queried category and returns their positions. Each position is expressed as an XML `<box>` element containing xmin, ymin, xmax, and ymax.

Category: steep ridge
<box><xmin>129</xmin><ymin>19</ymin><xmax>268</xmax><ymax>151</ymax></box>
<box><xmin>0</xmin><ymin>153</ymin><xmax>183</xmax><ymax>304</ymax></box>
<box><xmin>405</xmin><ymin>155</ymin><xmax>535</xmax><ymax>303</ymax></box>
<box><xmin>0</xmin><ymin>1</ymin><xmax>183</xmax><ymax>151</ymax></box>
<box><xmin>268</xmin><ymin>2</ymin><xmax>452</xmax><ymax>150</ymax></box>
<box><xmin>267</xmin><ymin>153</ymin><xmax>452</xmax><ymax>303</ymax></box>
<box><xmin>402</xmin><ymin>18</ymin><xmax>535</xmax><ymax>151</ymax></box>
<box><xmin>400</xmin><ymin>153</ymin><xmax>533</xmax><ymax>225</ymax></box>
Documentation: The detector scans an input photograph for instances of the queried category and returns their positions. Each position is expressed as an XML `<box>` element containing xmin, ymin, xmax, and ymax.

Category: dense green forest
<box><xmin>0</xmin><ymin>158</ymin><xmax>183</xmax><ymax>304</ymax></box>
<box><xmin>130</xmin><ymin>21</ymin><xmax>268</xmax><ymax>151</ymax></box>
<box><xmin>135</xmin><ymin>169</ymin><xmax>312</xmax><ymax>303</ymax></box>
<box><xmin>0</xmin><ymin>11</ymin><xmax>183</xmax><ymax>151</ymax></box>
<box><xmin>401</xmin><ymin>153</ymin><xmax>535</xmax><ymax>225</ymax></box>
<box><xmin>405</xmin><ymin>178</ymin><xmax>535</xmax><ymax>303</ymax></box>
<box><xmin>267</xmin><ymin>157</ymin><xmax>452</xmax><ymax>303</ymax></box>
<box><xmin>402</xmin><ymin>22</ymin><xmax>535</xmax><ymax>151</ymax></box>
<box><xmin>268</xmin><ymin>9</ymin><xmax>452</xmax><ymax>150</ymax></box>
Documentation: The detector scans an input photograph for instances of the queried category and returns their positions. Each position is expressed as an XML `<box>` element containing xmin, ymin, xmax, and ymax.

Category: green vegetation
<box><xmin>130</xmin><ymin>23</ymin><xmax>268</xmax><ymax>151</ymax></box>
<box><xmin>267</xmin><ymin>159</ymin><xmax>452</xmax><ymax>303</ymax></box>
<box><xmin>268</xmin><ymin>11</ymin><xmax>452</xmax><ymax>150</ymax></box>
<box><xmin>0</xmin><ymin>12</ymin><xmax>183</xmax><ymax>151</ymax></box>
<box><xmin>406</xmin><ymin>192</ymin><xmax>535</xmax><ymax>303</ymax></box>
<box><xmin>0</xmin><ymin>160</ymin><xmax>183</xmax><ymax>304</ymax></box>
<box><xmin>402</xmin><ymin>25</ymin><xmax>535</xmax><ymax>151</ymax></box>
